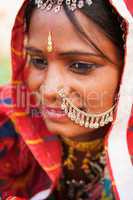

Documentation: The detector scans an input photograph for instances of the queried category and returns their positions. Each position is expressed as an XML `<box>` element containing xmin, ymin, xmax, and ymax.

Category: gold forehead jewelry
<box><xmin>47</xmin><ymin>32</ymin><xmax>53</xmax><ymax>53</ymax></box>
<box><xmin>35</xmin><ymin>0</ymin><xmax>93</xmax><ymax>12</ymax></box>
<box><xmin>58</xmin><ymin>89</ymin><xmax>116</xmax><ymax>129</ymax></box>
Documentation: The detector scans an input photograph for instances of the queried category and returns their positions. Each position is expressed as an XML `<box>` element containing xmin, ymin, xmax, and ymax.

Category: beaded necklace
<box><xmin>48</xmin><ymin>137</ymin><xmax>115</xmax><ymax>200</ymax></box>
<box><xmin>57</xmin><ymin>137</ymin><xmax>107</xmax><ymax>200</ymax></box>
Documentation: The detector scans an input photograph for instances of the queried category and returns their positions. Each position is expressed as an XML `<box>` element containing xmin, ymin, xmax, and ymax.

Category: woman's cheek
<box><xmin>83</xmin><ymin>72</ymin><xmax>119</xmax><ymax>112</ymax></box>
<box><xmin>26</xmin><ymin>68</ymin><xmax>45</xmax><ymax>91</ymax></box>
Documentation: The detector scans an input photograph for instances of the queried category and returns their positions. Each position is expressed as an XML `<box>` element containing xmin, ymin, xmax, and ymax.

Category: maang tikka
<box><xmin>47</xmin><ymin>32</ymin><xmax>53</xmax><ymax>53</ymax></box>
<box><xmin>58</xmin><ymin>89</ymin><xmax>116</xmax><ymax>129</ymax></box>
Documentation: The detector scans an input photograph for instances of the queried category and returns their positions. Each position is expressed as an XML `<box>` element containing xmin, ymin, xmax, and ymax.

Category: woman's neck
<box><xmin>62</xmin><ymin>124</ymin><xmax>110</xmax><ymax>142</ymax></box>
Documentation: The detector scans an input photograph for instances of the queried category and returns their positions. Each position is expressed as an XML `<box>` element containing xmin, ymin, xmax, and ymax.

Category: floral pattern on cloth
<box><xmin>47</xmin><ymin>162</ymin><xmax>116</xmax><ymax>200</ymax></box>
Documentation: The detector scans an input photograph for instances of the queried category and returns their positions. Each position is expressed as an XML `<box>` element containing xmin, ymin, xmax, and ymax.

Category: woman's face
<box><xmin>26</xmin><ymin>8</ymin><xmax>122</xmax><ymax>140</ymax></box>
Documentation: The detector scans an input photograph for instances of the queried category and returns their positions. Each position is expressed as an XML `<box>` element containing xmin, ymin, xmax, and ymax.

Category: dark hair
<box><xmin>25</xmin><ymin>0</ymin><xmax>125</xmax><ymax>63</ymax></box>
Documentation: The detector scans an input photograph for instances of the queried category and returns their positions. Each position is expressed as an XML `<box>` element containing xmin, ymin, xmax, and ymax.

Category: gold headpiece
<box><xmin>58</xmin><ymin>89</ymin><xmax>116</xmax><ymax>129</ymax></box>
<box><xmin>35</xmin><ymin>0</ymin><xmax>93</xmax><ymax>12</ymax></box>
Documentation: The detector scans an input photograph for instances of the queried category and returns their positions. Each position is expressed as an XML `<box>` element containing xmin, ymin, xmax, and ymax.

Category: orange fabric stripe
<box><xmin>12</xmin><ymin>80</ymin><xmax>22</xmax><ymax>84</ymax></box>
<box><xmin>12</xmin><ymin>112</ymin><xmax>27</xmax><ymax>117</ymax></box>
<box><xmin>44</xmin><ymin>163</ymin><xmax>61</xmax><ymax>172</ymax></box>
<box><xmin>11</xmin><ymin>48</ymin><xmax>23</xmax><ymax>57</ymax></box>
<box><xmin>26</xmin><ymin>138</ymin><xmax>44</xmax><ymax>145</ymax></box>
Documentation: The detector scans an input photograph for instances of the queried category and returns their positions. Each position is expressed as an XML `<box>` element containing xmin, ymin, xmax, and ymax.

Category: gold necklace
<box><xmin>62</xmin><ymin>136</ymin><xmax>104</xmax><ymax>173</ymax></box>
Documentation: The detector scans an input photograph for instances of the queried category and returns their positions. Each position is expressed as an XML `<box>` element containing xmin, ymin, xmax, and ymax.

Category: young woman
<box><xmin>0</xmin><ymin>0</ymin><xmax>133</xmax><ymax>199</ymax></box>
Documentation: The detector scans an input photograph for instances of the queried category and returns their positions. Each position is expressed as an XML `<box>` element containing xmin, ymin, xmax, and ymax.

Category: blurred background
<box><xmin>0</xmin><ymin>0</ymin><xmax>23</xmax><ymax>85</ymax></box>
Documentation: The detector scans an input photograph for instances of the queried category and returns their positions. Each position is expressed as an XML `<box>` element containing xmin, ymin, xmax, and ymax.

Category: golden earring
<box><xmin>47</xmin><ymin>32</ymin><xmax>53</xmax><ymax>53</ymax></box>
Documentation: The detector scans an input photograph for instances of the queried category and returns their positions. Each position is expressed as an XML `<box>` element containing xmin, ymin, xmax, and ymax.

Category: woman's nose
<box><xmin>39</xmin><ymin>66</ymin><xmax>64</xmax><ymax>102</ymax></box>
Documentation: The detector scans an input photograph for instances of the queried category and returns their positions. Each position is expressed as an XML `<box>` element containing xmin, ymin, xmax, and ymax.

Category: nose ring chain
<box><xmin>58</xmin><ymin>89</ymin><xmax>116</xmax><ymax>129</ymax></box>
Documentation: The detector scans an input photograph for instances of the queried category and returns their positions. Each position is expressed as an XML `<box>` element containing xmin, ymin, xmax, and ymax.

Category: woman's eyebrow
<box><xmin>58</xmin><ymin>50</ymin><xmax>105</xmax><ymax>58</ymax></box>
<box><xmin>25</xmin><ymin>46</ymin><xmax>105</xmax><ymax>58</ymax></box>
<box><xmin>25</xmin><ymin>46</ymin><xmax>44</xmax><ymax>55</ymax></box>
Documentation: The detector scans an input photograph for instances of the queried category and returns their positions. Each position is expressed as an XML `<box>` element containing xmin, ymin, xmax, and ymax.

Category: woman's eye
<box><xmin>69</xmin><ymin>62</ymin><xmax>99</xmax><ymax>74</ymax></box>
<box><xmin>30</xmin><ymin>57</ymin><xmax>48</xmax><ymax>70</ymax></box>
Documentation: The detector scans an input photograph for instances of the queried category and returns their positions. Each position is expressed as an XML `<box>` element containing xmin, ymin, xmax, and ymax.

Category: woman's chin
<box><xmin>43</xmin><ymin>117</ymin><xmax>93</xmax><ymax>139</ymax></box>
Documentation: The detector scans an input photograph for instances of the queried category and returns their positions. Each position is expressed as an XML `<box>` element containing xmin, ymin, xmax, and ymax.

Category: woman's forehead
<box><xmin>28</xmin><ymin>9</ymin><xmax>96</xmax><ymax>51</ymax></box>
<box><xmin>28</xmin><ymin>8</ymin><xmax>119</xmax><ymax>63</ymax></box>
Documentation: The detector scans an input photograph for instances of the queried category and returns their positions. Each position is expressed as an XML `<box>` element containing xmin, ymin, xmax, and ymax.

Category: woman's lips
<box><xmin>42</xmin><ymin>106</ymin><xmax>67</xmax><ymax>121</ymax></box>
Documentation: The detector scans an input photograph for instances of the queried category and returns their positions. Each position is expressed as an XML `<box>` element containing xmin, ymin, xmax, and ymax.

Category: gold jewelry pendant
<box><xmin>64</xmin><ymin>147</ymin><xmax>77</xmax><ymax>170</ymax></box>
<box><xmin>47</xmin><ymin>32</ymin><xmax>53</xmax><ymax>53</ymax></box>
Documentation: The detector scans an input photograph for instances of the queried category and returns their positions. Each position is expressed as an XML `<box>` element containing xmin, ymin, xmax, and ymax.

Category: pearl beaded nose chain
<box><xmin>58</xmin><ymin>89</ymin><xmax>116</xmax><ymax>129</ymax></box>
